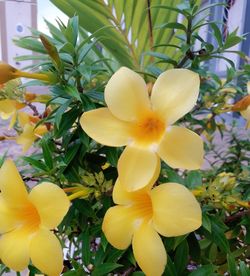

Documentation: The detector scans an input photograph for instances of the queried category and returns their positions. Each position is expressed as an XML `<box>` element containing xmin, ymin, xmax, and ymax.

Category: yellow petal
<box><xmin>8</xmin><ymin>111</ymin><xmax>17</xmax><ymax>129</ymax></box>
<box><xmin>0</xmin><ymin>227</ymin><xmax>30</xmax><ymax>271</ymax></box>
<box><xmin>151</xmin><ymin>69</ymin><xmax>200</xmax><ymax>125</ymax></box>
<box><xmin>118</xmin><ymin>146</ymin><xmax>160</xmax><ymax>192</ymax></box>
<box><xmin>151</xmin><ymin>183</ymin><xmax>202</xmax><ymax>236</ymax></box>
<box><xmin>113</xmin><ymin>178</ymin><xmax>152</xmax><ymax>205</ymax></box>
<box><xmin>18</xmin><ymin>112</ymin><xmax>31</xmax><ymax>127</ymax></box>
<box><xmin>104</xmin><ymin>67</ymin><xmax>150</xmax><ymax>121</ymax></box>
<box><xmin>132</xmin><ymin>222</ymin><xmax>167</xmax><ymax>276</ymax></box>
<box><xmin>28</xmin><ymin>182</ymin><xmax>70</xmax><ymax>229</ymax></box>
<box><xmin>102</xmin><ymin>206</ymin><xmax>135</xmax><ymax>249</ymax></box>
<box><xmin>16</xmin><ymin>124</ymin><xmax>37</xmax><ymax>152</ymax></box>
<box><xmin>0</xmin><ymin>196</ymin><xmax>18</xmax><ymax>233</ymax></box>
<box><xmin>158</xmin><ymin>126</ymin><xmax>204</xmax><ymax>170</ymax></box>
<box><xmin>0</xmin><ymin>99</ymin><xmax>16</xmax><ymax>119</ymax></box>
<box><xmin>30</xmin><ymin>228</ymin><xmax>63</xmax><ymax>276</ymax></box>
<box><xmin>0</xmin><ymin>159</ymin><xmax>28</xmax><ymax>206</ymax></box>
<box><xmin>247</xmin><ymin>81</ymin><xmax>250</xmax><ymax>94</ymax></box>
<box><xmin>80</xmin><ymin>108</ymin><xmax>132</xmax><ymax>146</ymax></box>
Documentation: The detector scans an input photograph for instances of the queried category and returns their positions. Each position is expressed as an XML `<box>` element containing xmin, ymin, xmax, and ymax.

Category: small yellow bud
<box><xmin>0</xmin><ymin>62</ymin><xmax>57</xmax><ymax>85</ymax></box>
<box><xmin>0</xmin><ymin>63</ymin><xmax>18</xmax><ymax>84</ymax></box>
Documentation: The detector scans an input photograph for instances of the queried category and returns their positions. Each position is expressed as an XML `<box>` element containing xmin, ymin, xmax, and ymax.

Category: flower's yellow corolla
<box><xmin>102</xmin><ymin>178</ymin><xmax>202</xmax><ymax>276</ymax></box>
<box><xmin>232</xmin><ymin>82</ymin><xmax>250</xmax><ymax>128</ymax></box>
<box><xmin>0</xmin><ymin>160</ymin><xmax>70</xmax><ymax>276</ymax></box>
<box><xmin>16</xmin><ymin>112</ymin><xmax>48</xmax><ymax>152</ymax></box>
<box><xmin>0</xmin><ymin>99</ymin><xmax>25</xmax><ymax>128</ymax></box>
<box><xmin>80</xmin><ymin>67</ymin><xmax>204</xmax><ymax>191</ymax></box>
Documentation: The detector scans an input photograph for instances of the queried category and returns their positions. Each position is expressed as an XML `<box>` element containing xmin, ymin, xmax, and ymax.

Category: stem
<box><xmin>176</xmin><ymin>16</ymin><xmax>193</xmax><ymax>68</ymax></box>
<box><xmin>14</xmin><ymin>71</ymin><xmax>51</xmax><ymax>82</ymax></box>
<box><xmin>26</xmin><ymin>102</ymin><xmax>39</xmax><ymax>116</ymax></box>
<box><xmin>68</xmin><ymin>190</ymin><xmax>89</xmax><ymax>201</ymax></box>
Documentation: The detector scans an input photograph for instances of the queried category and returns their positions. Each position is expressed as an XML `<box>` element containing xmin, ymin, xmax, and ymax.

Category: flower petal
<box><xmin>113</xmin><ymin>178</ymin><xmax>152</xmax><ymax>205</ymax></box>
<box><xmin>102</xmin><ymin>206</ymin><xmax>135</xmax><ymax>249</ymax></box>
<box><xmin>0</xmin><ymin>196</ymin><xmax>18</xmax><ymax>234</ymax></box>
<box><xmin>28</xmin><ymin>182</ymin><xmax>70</xmax><ymax>229</ymax></box>
<box><xmin>30</xmin><ymin>228</ymin><xmax>63</xmax><ymax>276</ymax></box>
<box><xmin>105</xmin><ymin>67</ymin><xmax>151</xmax><ymax>121</ymax></box>
<box><xmin>132</xmin><ymin>222</ymin><xmax>167</xmax><ymax>276</ymax></box>
<box><xmin>0</xmin><ymin>100</ymin><xmax>16</xmax><ymax>118</ymax></box>
<box><xmin>80</xmin><ymin>107</ymin><xmax>132</xmax><ymax>146</ymax></box>
<box><xmin>0</xmin><ymin>159</ymin><xmax>28</xmax><ymax>206</ymax></box>
<box><xmin>118</xmin><ymin>146</ymin><xmax>160</xmax><ymax>192</ymax></box>
<box><xmin>0</xmin><ymin>228</ymin><xmax>30</xmax><ymax>272</ymax></box>
<box><xmin>16</xmin><ymin>124</ymin><xmax>37</xmax><ymax>153</ymax></box>
<box><xmin>151</xmin><ymin>69</ymin><xmax>200</xmax><ymax>124</ymax></box>
<box><xmin>158</xmin><ymin>126</ymin><xmax>204</xmax><ymax>170</ymax></box>
<box><xmin>151</xmin><ymin>183</ymin><xmax>202</xmax><ymax>237</ymax></box>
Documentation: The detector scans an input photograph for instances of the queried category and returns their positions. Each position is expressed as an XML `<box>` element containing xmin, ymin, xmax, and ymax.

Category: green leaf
<box><xmin>189</xmin><ymin>264</ymin><xmax>215</xmax><ymax>276</ymax></box>
<box><xmin>63</xmin><ymin>269</ymin><xmax>87</xmax><ymax>276</ymax></box>
<box><xmin>164</xmin><ymin>254</ymin><xmax>177</xmax><ymax>276</ymax></box>
<box><xmin>210</xmin><ymin>217</ymin><xmax>230</xmax><ymax>253</ymax></box>
<box><xmin>92</xmin><ymin>263</ymin><xmax>123</xmax><ymax>276</ymax></box>
<box><xmin>223</xmin><ymin>35</ymin><xmax>243</xmax><ymax>49</ymax></box>
<box><xmin>239</xmin><ymin>261</ymin><xmax>250</xmax><ymax>276</ymax></box>
<box><xmin>55</xmin><ymin>106</ymin><xmax>79</xmax><ymax>138</ymax></box>
<box><xmin>64</xmin><ymin>143</ymin><xmax>81</xmax><ymax>165</ymax></box>
<box><xmin>65</xmin><ymin>85</ymin><xmax>82</xmax><ymax>102</ymax></box>
<box><xmin>81</xmin><ymin>229</ymin><xmax>91</xmax><ymax>266</ymax></box>
<box><xmin>210</xmin><ymin>23</ymin><xmax>223</xmax><ymax>48</ymax></box>
<box><xmin>174</xmin><ymin>239</ymin><xmax>189</xmax><ymax>274</ymax></box>
<box><xmin>185</xmin><ymin>171</ymin><xmax>202</xmax><ymax>189</ymax></box>
<box><xmin>202</xmin><ymin>214</ymin><xmax>212</xmax><ymax>232</ymax></box>
<box><xmin>155</xmin><ymin>22</ymin><xmax>187</xmax><ymax>32</ymax></box>
<box><xmin>227</xmin><ymin>254</ymin><xmax>237</xmax><ymax>276</ymax></box>
<box><xmin>41</xmin><ymin>139</ymin><xmax>53</xmax><ymax>170</ymax></box>
<box><xmin>22</xmin><ymin>157</ymin><xmax>48</xmax><ymax>172</ymax></box>
<box><xmin>54</xmin><ymin>98</ymin><xmax>73</xmax><ymax>128</ymax></box>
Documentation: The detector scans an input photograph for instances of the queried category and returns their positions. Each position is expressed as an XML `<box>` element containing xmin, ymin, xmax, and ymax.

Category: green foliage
<box><xmin>2</xmin><ymin>0</ymin><xmax>249</xmax><ymax>275</ymax></box>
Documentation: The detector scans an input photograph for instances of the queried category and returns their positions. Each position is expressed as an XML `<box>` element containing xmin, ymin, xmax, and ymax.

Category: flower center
<box><xmin>19</xmin><ymin>202</ymin><xmax>41</xmax><ymax>231</ymax></box>
<box><xmin>132</xmin><ymin>192</ymin><xmax>153</xmax><ymax>222</ymax></box>
<box><xmin>132</xmin><ymin>112</ymin><xmax>165</xmax><ymax>146</ymax></box>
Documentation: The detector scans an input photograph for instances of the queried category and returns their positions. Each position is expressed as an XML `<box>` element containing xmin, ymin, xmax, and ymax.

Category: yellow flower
<box><xmin>102</xmin><ymin>178</ymin><xmax>201</xmax><ymax>276</ymax></box>
<box><xmin>80</xmin><ymin>67</ymin><xmax>203</xmax><ymax>191</ymax></box>
<box><xmin>16</xmin><ymin>112</ymin><xmax>48</xmax><ymax>152</ymax></box>
<box><xmin>0</xmin><ymin>159</ymin><xmax>70</xmax><ymax>275</ymax></box>
<box><xmin>232</xmin><ymin>81</ymin><xmax>250</xmax><ymax>128</ymax></box>
<box><xmin>0</xmin><ymin>63</ymin><xmax>57</xmax><ymax>85</ymax></box>
<box><xmin>0</xmin><ymin>99</ymin><xmax>25</xmax><ymax>128</ymax></box>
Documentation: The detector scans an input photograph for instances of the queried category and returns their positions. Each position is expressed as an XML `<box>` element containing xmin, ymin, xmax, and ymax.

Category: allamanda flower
<box><xmin>16</xmin><ymin>112</ymin><xmax>48</xmax><ymax>152</ymax></box>
<box><xmin>232</xmin><ymin>81</ymin><xmax>250</xmax><ymax>128</ymax></box>
<box><xmin>0</xmin><ymin>99</ymin><xmax>25</xmax><ymax>128</ymax></box>
<box><xmin>102</xmin><ymin>177</ymin><xmax>202</xmax><ymax>276</ymax></box>
<box><xmin>0</xmin><ymin>159</ymin><xmax>70</xmax><ymax>275</ymax></box>
<box><xmin>81</xmin><ymin>67</ymin><xmax>204</xmax><ymax>191</ymax></box>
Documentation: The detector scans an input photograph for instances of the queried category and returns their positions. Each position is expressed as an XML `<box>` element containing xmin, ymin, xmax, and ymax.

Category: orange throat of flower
<box><xmin>131</xmin><ymin>112</ymin><xmax>165</xmax><ymax>146</ymax></box>
<box><xmin>132</xmin><ymin>192</ymin><xmax>153</xmax><ymax>223</ymax></box>
<box><xmin>19</xmin><ymin>202</ymin><xmax>41</xmax><ymax>231</ymax></box>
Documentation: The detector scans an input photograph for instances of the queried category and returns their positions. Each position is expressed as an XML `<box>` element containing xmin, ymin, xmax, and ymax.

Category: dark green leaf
<box><xmin>41</xmin><ymin>139</ymin><xmax>53</xmax><ymax>170</ymax></box>
<box><xmin>92</xmin><ymin>263</ymin><xmax>123</xmax><ymax>276</ymax></box>
<box><xmin>227</xmin><ymin>254</ymin><xmax>237</xmax><ymax>276</ymax></box>
<box><xmin>174</xmin><ymin>240</ymin><xmax>189</xmax><ymax>274</ymax></box>
<box><xmin>189</xmin><ymin>264</ymin><xmax>215</xmax><ymax>276</ymax></box>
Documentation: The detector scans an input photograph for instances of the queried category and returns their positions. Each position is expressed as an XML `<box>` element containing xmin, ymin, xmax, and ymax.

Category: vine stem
<box><xmin>176</xmin><ymin>15</ymin><xmax>193</xmax><ymax>68</ymax></box>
